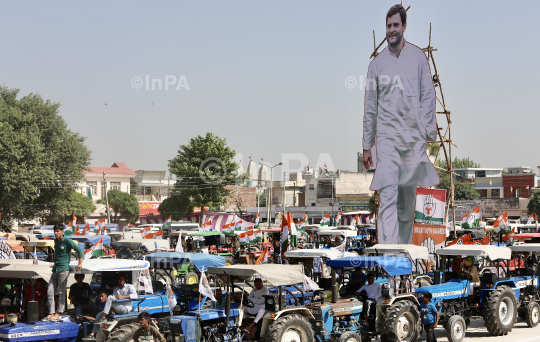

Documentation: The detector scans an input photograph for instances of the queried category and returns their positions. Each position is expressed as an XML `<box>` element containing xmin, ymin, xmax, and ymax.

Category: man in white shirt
<box><xmin>242</xmin><ymin>278</ymin><xmax>269</xmax><ymax>334</ymax></box>
<box><xmin>89</xmin><ymin>273</ymin><xmax>138</xmax><ymax>336</ymax></box>
<box><xmin>362</xmin><ymin>4</ymin><xmax>438</xmax><ymax>244</ymax></box>
<box><xmin>356</xmin><ymin>273</ymin><xmax>382</xmax><ymax>320</ymax></box>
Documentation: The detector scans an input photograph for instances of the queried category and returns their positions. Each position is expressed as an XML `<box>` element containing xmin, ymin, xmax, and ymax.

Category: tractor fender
<box><xmin>386</xmin><ymin>294</ymin><xmax>421</xmax><ymax>307</ymax></box>
<box><xmin>95</xmin><ymin>318</ymin><xmax>137</xmax><ymax>342</ymax></box>
<box><xmin>260</xmin><ymin>308</ymin><xmax>315</xmax><ymax>337</ymax></box>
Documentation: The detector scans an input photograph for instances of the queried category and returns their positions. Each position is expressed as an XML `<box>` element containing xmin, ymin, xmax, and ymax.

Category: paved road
<box><xmin>418</xmin><ymin>318</ymin><xmax>540</xmax><ymax>342</ymax></box>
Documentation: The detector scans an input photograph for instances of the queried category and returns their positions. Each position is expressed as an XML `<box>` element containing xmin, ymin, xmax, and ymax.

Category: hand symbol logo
<box><xmin>423</xmin><ymin>194</ymin><xmax>436</xmax><ymax>220</ymax></box>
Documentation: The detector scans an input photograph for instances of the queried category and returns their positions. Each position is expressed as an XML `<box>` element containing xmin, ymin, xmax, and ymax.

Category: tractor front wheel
<box><xmin>383</xmin><ymin>300</ymin><xmax>421</xmax><ymax>342</ymax></box>
<box><xmin>184</xmin><ymin>272</ymin><xmax>199</xmax><ymax>285</ymax></box>
<box><xmin>525</xmin><ymin>302</ymin><xmax>540</xmax><ymax>327</ymax></box>
<box><xmin>265</xmin><ymin>314</ymin><xmax>314</xmax><ymax>342</ymax></box>
<box><xmin>339</xmin><ymin>331</ymin><xmax>362</xmax><ymax>342</ymax></box>
<box><xmin>483</xmin><ymin>285</ymin><xmax>518</xmax><ymax>335</ymax></box>
<box><xmin>446</xmin><ymin>315</ymin><xmax>466</xmax><ymax>342</ymax></box>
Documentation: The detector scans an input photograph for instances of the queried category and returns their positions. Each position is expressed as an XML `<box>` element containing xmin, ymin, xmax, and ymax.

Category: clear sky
<box><xmin>2</xmin><ymin>1</ymin><xmax>539</xmax><ymax>176</ymax></box>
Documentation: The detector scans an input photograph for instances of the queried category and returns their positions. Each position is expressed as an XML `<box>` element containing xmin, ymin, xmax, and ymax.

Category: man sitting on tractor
<box><xmin>133</xmin><ymin>311</ymin><xmax>166</xmax><ymax>342</ymax></box>
<box><xmin>88</xmin><ymin>273</ymin><xmax>137</xmax><ymax>336</ymax></box>
<box><xmin>356</xmin><ymin>273</ymin><xmax>382</xmax><ymax>320</ymax></box>
<box><xmin>458</xmin><ymin>257</ymin><xmax>480</xmax><ymax>304</ymax></box>
<box><xmin>117</xmin><ymin>246</ymin><xmax>132</xmax><ymax>259</ymax></box>
<box><xmin>69</xmin><ymin>274</ymin><xmax>95</xmax><ymax>316</ymax></box>
<box><xmin>240</xmin><ymin>278</ymin><xmax>269</xmax><ymax>334</ymax></box>
<box><xmin>210</xmin><ymin>289</ymin><xmax>226</xmax><ymax>309</ymax></box>
<box><xmin>341</xmin><ymin>267</ymin><xmax>367</xmax><ymax>295</ymax></box>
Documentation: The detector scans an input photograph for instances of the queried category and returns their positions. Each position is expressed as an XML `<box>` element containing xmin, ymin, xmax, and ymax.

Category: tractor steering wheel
<box><xmin>232</xmin><ymin>285</ymin><xmax>255</xmax><ymax>308</ymax></box>
<box><xmin>68</xmin><ymin>310</ymin><xmax>94</xmax><ymax>323</ymax></box>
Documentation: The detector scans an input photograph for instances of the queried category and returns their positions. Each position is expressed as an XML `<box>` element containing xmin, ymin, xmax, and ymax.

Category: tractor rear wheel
<box><xmin>525</xmin><ymin>302</ymin><xmax>540</xmax><ymax>327</ymax></box>
<box><xmin>184</xmin><ymin>272</ymin><xmax>199</xmax><ymax>285</ymax></box>
<box><xmin>265</xmin><ymin>314</ymin><xmax>314</xmax><ymax>342</ymax></box>
<box><xmin>339</xmin><ymin>331</ymin><xmax>362</xmax><ymax>342</ymax></box>
<box><xmin>105</xmin><ymin>323</ymin><xmax>139</xmax><ymax>342</ymax></box>
<box><xmin>383</xmin><ymin>300</ymin><xmax>421</xmax><ymax>342</ymax></box>
<box><xmin>446</xmin><ymin>315</ymin><xmax>466</xmax><ymax>342</ymax></box>
<box><xmin>483</xmin><ymin>285</ymin><xmax>518</xmax><ymax>335</ymax></box>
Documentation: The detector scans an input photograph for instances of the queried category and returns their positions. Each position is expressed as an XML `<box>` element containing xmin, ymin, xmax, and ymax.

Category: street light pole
<box><xmin>264</xmin><ymin>162</ymin><xmax>283</xmax><ymax>228</ymax></box>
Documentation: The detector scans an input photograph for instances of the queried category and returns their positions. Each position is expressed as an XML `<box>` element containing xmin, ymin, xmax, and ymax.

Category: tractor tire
<box><xmin>525</xmin><ymin>302</ymin><xmax>540</xmax><ymax>327</ymax></box>
<box><xmin>339</xmin><ymin>331</ymin><xmax>362</xmax><ymax>342</ymax></box>
<box><xmin>483</xmin><ymin>285</ymin><xmax>518</xmax><ymax>335</ymax></box>
<box><xmin>153</xmin><ymin>269</ymin><xmax>173</xmax><ymax>286</ymax></box>
<box><xmin>105</xmin><ymin>323</ymin><xmax>140</xmax><ymax>342</ymax></box>
<box><xmin>383</xmin><ymin>300</ymin><xmax>421</xmax><ymax>342</ymax></box>
<box><xmin>184</xmin><ymin>272</ymin><xmax>199</xmax><ymax>285</ymax></box>
<box><xmin>224</xmin><ymin>256</ymin><xmax>234</xmax><ymax>266</ymax></box>
<box><xmin>322</xmin><ymin>265</ymin><xmax>332</xmax><ymax>278</ymax></box>
<box><xmin>264</xmin><ymin>314</ymin><xmax>314</xmax><ymax>342</ymax></box>
<box><xmin>446</xmin><ymin>315</ymin><xmax>466</xmax><ymax>342</ymax></box>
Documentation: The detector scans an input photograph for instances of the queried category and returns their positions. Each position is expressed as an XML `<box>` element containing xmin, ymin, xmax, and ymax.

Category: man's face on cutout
<box><xmin>386</xmin><ymin>13</ymin><xmax>406</xmax><ymax>49</ymax></box>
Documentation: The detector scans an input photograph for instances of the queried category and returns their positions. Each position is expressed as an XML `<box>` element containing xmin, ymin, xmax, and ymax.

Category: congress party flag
<box><xmin>494</xmin><ymin>212</ymin><xmax>510</xmax><ymax>234</ymax></box>
<box><xmin>320</xmin><ymin>214</ymin><xmax>331</xmax><ymax>226</ymax></box>
<box><xmin>414</xmin><ymin>188</ymin><xmax>446</xmax><ymax>225</ymax></box>
<box><xmin>199</xmin><ymin>267</ymin><xmax>216</xmax><ymax>302</ymax></box>
<box><xmin>84</xmin><ymin>237</ymin><xmax>103</xmax><ymax>259</ymax></box>
<box><xmin>161</xmin><ymin>216</ymin><xmax>172</xmax><ymax>230</ymax></box>
<box><xmin>255</xmin><ymin>246</ymin><xmax>270</xmax><ymax>265</ymax></box>
<box><xmin>461</xmin><ymin>206</ymin><xmax>482</xmax><ymax>229</ymax></box>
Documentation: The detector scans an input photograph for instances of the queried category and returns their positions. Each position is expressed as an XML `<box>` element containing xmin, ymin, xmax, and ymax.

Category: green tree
<box><xmin>527</xmin><ymin>191</ymin><xmax>540</xmax><ymax>217</ymax></box>
<box><xmin>436</xmin><ymin>174</ymin><xmax>480</xmax><ymax>201</ymax></box>
<box><xmin>369</xmin><ymin>194</ymin><xmax>377</xmax><ymax>214</ymax></box>
<box><xmin>158</xmin><ymin>195</ymin><xmax>192</xmax><ymax>221</ymax></box>
<box><xmin>98</xmin><ymin>189</ymin><xmax>139</xmax><ymax>224</ymax></box>
<box><xmin>437</xmin><ymin>156</ymin><xmax>481</xmax><ymax>170</ymax></box>
<box><xmin>257</xmin><ymin>192</ymin><xmax>267</xmax><ymax>207</ymax></box>
<box><xmin>47</xmin><ymin>191</ymin><xmax>96</xmax><ymax>222</ymax></box>
<box><xmin>130</xmin><ymin>178</ymin><xmax>139</xmax><ymax>195</ymax></box>
<box><xmin>169</xmin><ymin>132</ymin><xmax>247</xmax><ymax>220</ymax></box>
<box><xmin>0</xmin><ymin>87</ymin><xmax>90</xmax><ymax>225</ymax></box>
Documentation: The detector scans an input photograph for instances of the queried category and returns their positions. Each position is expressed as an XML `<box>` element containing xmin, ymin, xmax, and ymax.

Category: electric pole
<box><xmin>103</xmin><ymin>172</ymin><xmax>110</xmax><ymax>224</ymax></box>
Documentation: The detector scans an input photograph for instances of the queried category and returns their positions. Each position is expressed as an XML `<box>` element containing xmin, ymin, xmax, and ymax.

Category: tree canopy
<box><xmin>528</xmin><ymin>191</ymin><xmax>540</xmax><ymax>217</ymax></box>
<box><xmin>435</xmin><ymin>156</ymin><xmax>481</xmax><ymax>201</ymax></box>
<box><xmin>47</xmin><ymin>191</ymin><xmax>96</xmax><ymax>223</ymax></box>
<box><xmin>0</xmin><ymin>87</ymin><xmax>90</xmax><ymax>225</ymax></box>
<box><xmin>98</xmin><ymin>189</ymin><xmax>139</xmax><ymax>224</ymax></box>
<box><xmin>158</xmin><ymin>195</ymin><xmax>192</xmax><ymax>221</ymax></box>
<box><xmin>169</xmin><ymin>132</ymin><xmax>246</xmax><ymax>217</ymax></box>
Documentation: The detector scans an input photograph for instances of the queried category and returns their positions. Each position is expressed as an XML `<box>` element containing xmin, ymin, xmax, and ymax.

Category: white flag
<box><xmin>175</xmin><ymin>232</ymin><xmax>184</xmax><ymax>252</ymax></box>
<box><xmin>199</xmin><ymin>267</ymin><xmax>216</xmax><ymax>302</ymax></box>
<box><xmin>304</xmin><ymin>275</ymin><xmax>319</xmax><ymax>292</ymax></box>
<box><xmin>165</xmin><ymin>278</ymin><xmax>177</xmax><ymax>315</ymax></box>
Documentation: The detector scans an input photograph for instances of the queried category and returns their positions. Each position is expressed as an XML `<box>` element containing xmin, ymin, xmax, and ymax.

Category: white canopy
<box><xmin>112</xmin><ymin>239</ymin><xmax>170</xmax><ymax>251</ymax></box>
<box><xmin>284</xmin><ymin>249</ymin><xmax>358</xmax><ymax>259</ymax></box>
<box><xmin>207</xmin><ymin>264</ymin><xmax>304</xmax><ymax>287</ymax></box>
<box><xmin>437</xmin><ymin>245</ymin><xmax>511</xmax><ymax>260</ymax></box>
<box><xmin>15</xmin><ymin>233</ymin><xmax>38</xmax><ymax>241</ymax></box>
<box><xmin>509</xmin><ymin>244</ymin><xmax>540</xmax><ymax>252</ymax></box>
<box><xmin>317</xmin><ymin>230</ymin><xmax>358</xmax><ymax>237</ymax></box>
<box><xmin>365</xmin><ymin>244</ymin><xmax>430</xmax><ymax>260</ymax></box>
<box><xmin>69</xmin><ymin>259</ymin><xmax>150</xmax><ymax>273</ymax></box>
<box><xmin>7</xmin><ymin>259</ymin><xmax>53</xmax><ymax>266</ymax></box>
<box><xmin>0</xmin><ymin>263</ymin><xmax>53</xmax><ymax>280</ymax></box>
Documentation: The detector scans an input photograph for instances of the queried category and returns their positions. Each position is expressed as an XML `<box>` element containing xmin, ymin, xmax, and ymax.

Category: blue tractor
<box><xmin>326</xmin><ymin>256</ymin><xmax>422</xmax><ymax>342</ymax></box>
<box><xmin>508</xmin><ymin>243</ymin><xmax>540</xmax><ymax>327</ymax></box>
<box><xmin>0</xmin><ymin>259</ymin><xmax>174</xmax><ymax>342</ymax></box>
<box><xmin>415</xmin><ymin>245</ymin><xmax>518</xmax><ymax>342</ymax></box>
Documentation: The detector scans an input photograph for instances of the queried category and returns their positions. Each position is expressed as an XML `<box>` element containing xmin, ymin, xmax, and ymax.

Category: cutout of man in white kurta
<box><xmin>362</xmin><ymin>4</ymin><xmax>439</xmax><ymax>244</ymax></box>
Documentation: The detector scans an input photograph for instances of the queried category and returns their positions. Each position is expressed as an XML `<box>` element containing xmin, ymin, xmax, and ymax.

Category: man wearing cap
<box><xmin>47</xmin><ymin>223</ymin><xmax>84</xmax><ymax>320</ymax></box>
<box><xmin>459</xmin><ymin>257</ymin><xmax>480</xmax><ymax>303</ymax></box>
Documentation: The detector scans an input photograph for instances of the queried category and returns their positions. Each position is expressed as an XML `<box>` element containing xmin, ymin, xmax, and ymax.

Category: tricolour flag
<box><xmin>255</xmin><ymin>246</ymin><xmax>270</xmax><ymax>265</ymax></box>
<box><xmin>352</xmin><ymin>214</ymin><xmax>360</xmax><ymax>226</ymax></box>
<box><xmin>335</xmin><ymin>211</ymin><xmax>342</xmax><ymax>226</ymax></box>
<box><xmin>370</xmin><ymin>214</ymin><xmax>376</xmax><ymax>224</ymax></box>
<box><xmin>161</xmin><ymin>216</ymin><xmax>172</xmax><ymax>230</ymax></box>
<box><xmin>320</xmin><ymin>214</ymin><xmax>331</xmax><ymax>226</ymax></box>
<box><xmin>414</xmin><ymin>188</ymin><xmax>446</xmax><ymax>225</ymax></box>
<box><xmin>239</xmin><ymin>230</ymin><xmax>254</xmax><ymax>245</ymax></box>
<box><xmin>201</xmin><ymin>220</ymin><xmax>212</xmax><ymax>232</ymax></box>
<box><xmin>447</xmin><ymin>234</ymin><xmax>473</xmax><ymax>246</ymax></box>
<box><xmin>43</xmin><ymin>235</ymin><xmax>51</xmax><ymax>240</ymax></box>
<box><xmin>140</xmin><ymin>226</ymin><xmax>152</xmax><ymax>237</ymax></box>
<box><xmin>527</xmin><ymin>185</ymin><xmax>530</xmax><ymax>190</ymax></box>
<box><xmin>280</xmin><ymin>213</ymin><xmax>289</xmax><ymax>257</ymax></box>
<box><xmin>493</xmin><ymin>212</ymin><xmax>510</xmax><ymax>234</ymax></box>
<box><xmin>297</xmin><ymin>214</ymin><xmax>308</xmax><ymax>231</ymax></box>
<box><xmin>84</xmin><ymin>237</ymin><xmax>104</xmax><ymax>259</ymax></box>
<box><xmin>461</xmin><ymin>206</ymin><xmax>482</xmax><ymax>229</ymax></box>
<box><xmin>527</xmin><ymin>213</ymin><xmax>535</xmax><ymax>225</ymax></box>
<box><xmin>82</xmin><ymin>224</ymin><xmax>91</xmax><ymax>236</ymax></box>
<box><xmin>511</xmin><ymin>186</ymin><xmax>514</xmax><ymax>192</ymax></box>
<box><xmin>489</xmin><ymin>179</ymin><xmax>493</xmax><ymax>186</ymax></box>
<box><xmin>254</xmin><ymin>229</ymin><xmax>262</xmax><ymax>242</ymax></box>
<box><xmin>65</xmin><ymin>224</ymin><xmax>73</xmax><ymax>236</ymax></box>
<box><xmin>222</xmin><ymin>223</ymin><xmax>234</xmax><ymax>235</ymax></box>
<box><xmin>234</xmin><ymin>219</ymin><xmax>243</xmax><ymax>231</ymax></box>
<box><xmin>324</xmin><ymin>164</ymin><xmax>328</xmax><ymax>173</ymax></box>
<box><xmin>72</xmin><ymin>215</ymin><xmax>77</xmax><ymax>229</ymax></box>
<box><xmin>330</xmin><ymin>233</ymin><xmax>346</xmax><ymax>257</ymax></box>
<box><xmin>255</xmin><ymin>212</ymin><xmax>261</xmax><ymax>229</ymax></box>
<box><xmin>288</xmin><ymin>212</ymin><xmax>298</xmax><ymax>248</ymax></box>
<box><xmin>199</xmin><ymin>267</ymin><xmax>216</xmax><ymax>302</ymax></box>
<box><xmin>146</xmin><ymin>230</ymin><xmax>163</xmax><ymax>239</ymax></box>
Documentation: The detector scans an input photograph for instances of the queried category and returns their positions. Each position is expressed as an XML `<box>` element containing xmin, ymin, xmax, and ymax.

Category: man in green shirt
<box><xmin>47</xmin><ymin>223</ymin><xmax>84</xmax><ymax>321</ymax></box>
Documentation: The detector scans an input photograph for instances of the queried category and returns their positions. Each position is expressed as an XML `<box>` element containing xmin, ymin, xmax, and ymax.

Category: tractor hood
<box><xmin>0</xmin><ymin>321</ymin><xmax>79</xmax><ymax>342</ymax></box>
<box><xmin>414</xmin><ymin>280</ymin><xmax>468</xmax><ymax>299</ymax></box>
